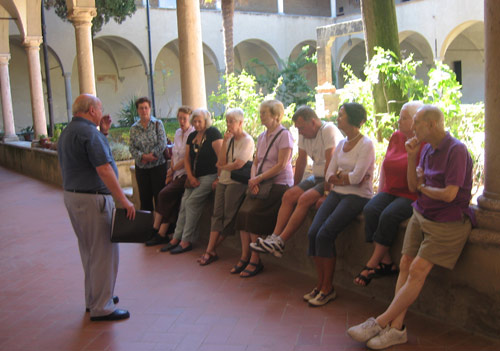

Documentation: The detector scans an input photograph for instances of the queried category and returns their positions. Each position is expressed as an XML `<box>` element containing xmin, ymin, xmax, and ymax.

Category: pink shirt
<box><xmin>254</xmin><ymin>125</ymin><xmax>294</xmax><ymax>186</ymax></box>
<box><xmin>172</xmin><ymin>126</ymin><xmax>195</xmax><ymax>179</ymax></box>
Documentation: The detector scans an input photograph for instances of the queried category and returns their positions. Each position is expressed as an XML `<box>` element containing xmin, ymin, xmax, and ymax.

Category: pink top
<box><xmin>381</xmin><ymin>130</ymin><xmax>422</xmax><ymax>201</ymax></box>
<box><xmin>254</xmin><ymin>125</ymin><xmax>294</xmax><ymax>186</ymax></box>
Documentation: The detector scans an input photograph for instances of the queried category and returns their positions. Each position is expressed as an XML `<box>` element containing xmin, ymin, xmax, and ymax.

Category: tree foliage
<box><xmin>244</xmin><ymin>45</ymin><xmax>316</xmax><ymax>107</ymax></box>
<box><xmin>45</xmin><ymin>0</ymin><xmax>136</xmax><ymax>35</ymax></box>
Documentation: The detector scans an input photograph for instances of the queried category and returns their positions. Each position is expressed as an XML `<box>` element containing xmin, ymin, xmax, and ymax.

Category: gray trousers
<box><xmin>173</xmin><ymin>173</ymin><xmax>217</xmax><ymax>243</ymax></box>
<box><xmin>63</xmin><ymin>191</ymin><xmax>118</xmax><ymax>317</ymax></box>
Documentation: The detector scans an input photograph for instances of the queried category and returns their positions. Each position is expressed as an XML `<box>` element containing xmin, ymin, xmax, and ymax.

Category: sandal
<box><xmin>230</xmin><ymin>259</ymin><xmax>249</xmax><ymax>274</ymax></box>
<box><xmin>199</xmin><ymin>252</ymin><xmax>218</xmax><ymax>266</ymax></box>
<box><xmin>354</xmin><ymin>266</ymin><xmax>377</xmax><ymax>286</ymax></box>
<box><xmin>375</xmin><ymin>262</ymin><xmax>399</xmax><ymax>277</ymax></box>
<box><xmin>240</xmin><ymin>261</ymin><xmax>264</xmax><ymax>278</ymax></box>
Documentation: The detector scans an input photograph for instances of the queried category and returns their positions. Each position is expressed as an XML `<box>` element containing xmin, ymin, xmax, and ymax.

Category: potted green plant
<box><xmin>20</xmin><ymin>126</ymin><xmax>34</xmax><ymax>141</ymax></box>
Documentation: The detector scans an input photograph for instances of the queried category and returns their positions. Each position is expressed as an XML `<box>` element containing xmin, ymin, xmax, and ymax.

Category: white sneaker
<box><xmin>303</xmin><ymin>287</ymin><xmax>319</xmax><ymax>301</ymax></box>
<box><xmin>249</xmin><ymin>240</ymin><xmax>267</xmax><ymax>253</ymax></box>
<box><xmin>366</xmin><ymin>325</ymin><xmax>407</xmax><ymax>349</ymax></box>
<box><xmin>308</xmin><ymin>289</ymin><xmax>336</xmax><ymax>306</ymax></box>
<box><xmin>347</xmin><ymin>317</ymin><xmax>382</xmax><ymax>343</ymax></box>
<box><xmin>257</xmin><ymin>234</ymin><xmax>285</xmax><ymax>258</ymax></box>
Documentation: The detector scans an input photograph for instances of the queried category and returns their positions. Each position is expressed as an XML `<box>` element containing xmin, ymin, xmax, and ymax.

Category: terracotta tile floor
<box><xmin>0</xmin><ymin>166</ymin><xmax>498</xmax><ymax>351</ymax></box>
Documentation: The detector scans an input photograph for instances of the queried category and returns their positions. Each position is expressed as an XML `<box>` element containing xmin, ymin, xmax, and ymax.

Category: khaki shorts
<box><xmin>402</xmin><ymin>208</ymin><xmax>471</xmax><ymax>270</ymax></box>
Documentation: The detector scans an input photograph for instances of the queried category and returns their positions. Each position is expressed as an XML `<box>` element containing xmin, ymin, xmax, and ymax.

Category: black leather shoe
<box><xmin>86</xmin><ymin>296</ymin><xmax>119</xmax><ymax>312</ymax></box>
<box><xmin>160</xmin><ymin>242</ymin><xmax>179</xmax><ymax>252</ymax></box>
<box><xmin>90</xmin><ymin>309</ymin><xmax>130</xmax><ymax>321</ymax></box>
<box><xmin>170</xmin><ymin>243</ymin><xmax>193</xmax><ymax>255</ymax></box>
<box><xmin>145</xmin><ymin>233</ymin><xmax>169</xmax><ymax>247</ymax></box>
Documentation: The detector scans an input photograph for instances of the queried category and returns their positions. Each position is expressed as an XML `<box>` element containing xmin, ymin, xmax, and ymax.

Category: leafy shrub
<box><xmin>117</xmin><ymin>97</ymin><xmax>138</xmax><ymax>127</ymax></box>
<box><xmin>109</xmin><ymin>141</ymin><xmax>132</xmax><ymax>161</ymax></box>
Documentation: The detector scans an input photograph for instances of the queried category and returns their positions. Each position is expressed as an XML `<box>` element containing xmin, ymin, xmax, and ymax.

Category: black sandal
<box><xmin>240</xmin><ymin>261</ymin><xmax>264</xmax><ymax>278</ymax></box>
<box><xmin>354</xmin><ymin>266</ymin><xmax>377</xmax><ymax>286</ymax></box>
<box><xmin>230</xmin><ymin>259</ymin><xmax>249</xmax><ymax>274</ymax></box>
<box><xmin>199</xmin><ymin>252</ymin><xmax>219</xmax><ymax>266</ymax></box>
<box><xmin>375</xmin><ymin>262</ymin><xmax>399</xmax><ymax>277</ymax></box>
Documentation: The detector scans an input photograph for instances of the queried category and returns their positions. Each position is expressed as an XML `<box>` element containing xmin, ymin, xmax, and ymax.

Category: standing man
<box><xmin>59</xmin><ymin>94</ymin><xmax>136</xmax><ymax>321</ymax></box>
<box><xmin>348</xmin><ymin>105</ymin><xmax>474</xmax><ymax>349</ymax></box>
<box><xmin>250</xmin><ymin>106</ymin><xmax>342</xmax><ymax>257</ymax></box>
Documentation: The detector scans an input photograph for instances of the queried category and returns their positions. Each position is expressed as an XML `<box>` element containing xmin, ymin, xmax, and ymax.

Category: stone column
<box><xmin>316</xmin><ymin>38</ymin><xmax>333</xmax><ymax>87</ymax></box>
<box><xmin>176</xmin><ymin>0</ymin><xmax>206</xmax><ymax>109</ymax></box>
<box><xmin>63</xmin><ymin>72</ymin><xmax>73</xmax><ymax>122</ymax></box>
<box><xmin>476</xmin><ymin>0</ymin><xmax>500</xmax><ymax>230</ymax></box>
<box><xmin>0</xmin><ymin>54</ymin><xmax>18</xmax><ymax>141</ymax></box>
<box><xmin>277</xmin><ymin>0</ymin><xmax>284</xmax><ymax>14</ymax></box>
<box><xmin>331</xmin><ymin>0</ymin><xmax>337</xmax><ymax>17</ymax></box>
<box><xmin>67</xmin><ymin>6</ymin><xmax>97</xmax><ymax>95</ymax></box>
<box><xmin>24</xmin><ymin>37</ymin><xmax>48</xmax><ymax>138</ymax></box>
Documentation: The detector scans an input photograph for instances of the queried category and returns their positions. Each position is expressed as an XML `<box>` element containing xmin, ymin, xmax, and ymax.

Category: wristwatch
<box><xmin>419</xmin><ymin>183</ymin><xmax>426</xmax><ymax>191</ymax></box>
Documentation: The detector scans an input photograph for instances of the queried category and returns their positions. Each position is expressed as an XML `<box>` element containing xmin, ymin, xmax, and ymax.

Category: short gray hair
<box><xmin>190</xmin><ymin>108</ymin><xmax>212</xmax><ymax>127</ymax></box>
<box><xmin>72</xmin><ymin>94</ymin><xmax>100</xmax><ymax>116</ymax></box>
<box><xmin>225</xmin><ymin>107</ymin><xmax>244</xmax><ymax>122</ymax></box>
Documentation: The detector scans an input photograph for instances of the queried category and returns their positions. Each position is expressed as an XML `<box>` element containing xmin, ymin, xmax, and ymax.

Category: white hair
<box><xmin>225</xmin><ymin>107</ymin><xmax>244</xmax><ymax>122</ymax></box>
<box><xmin>190</xmin><ymin>108</ymin><xmax>212</xmax><ymax>127</ymax></box>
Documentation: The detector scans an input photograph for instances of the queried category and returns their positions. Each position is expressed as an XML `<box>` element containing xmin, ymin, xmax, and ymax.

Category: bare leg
<box><xmin>313</xmin><ymin>256</ymin><xmax>323</xmax><ymax>291</ymax></box>
<box><xmin>280</xmin><ymin>189</ymin><xmax>322</xmax><ymax>242</ymax></box>
<box><xmin>240</xmin><ymin>233</ymin><xmax>261</xmax><ymax>277</ymax></box>
<box><xmin>158</xmin><ymin>222</ymin><xmax>170</xmax><ymax>237</ymax></box>
<box><xmin>376</xmin><ymin>255</ymin><xmax>433</xmax><ymax>329</ymax></box>
<box><xmin>272</xmin><ymin>187</ymin><xmax>303</xmax><ymax>235</ymax></box>
<box><xmin>153</xmin><ymin>211</ymin><xmax>162</xmax><ymax>229</ymax></box>
<box><xmin>230</xmin><ymin>231</ymin><xmax>251</xmax><ymax>273</ymax></box>
<box><xmin>319</xmin><ymin>256</ymin><xmax>336</xmax><ymax>293</ymax></box>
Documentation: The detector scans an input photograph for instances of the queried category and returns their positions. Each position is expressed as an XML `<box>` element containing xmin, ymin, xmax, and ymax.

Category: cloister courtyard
<box><xmin>0</xmin><ymin>166</ymin><xmax>499</xmax><ymax>350</ymax></box>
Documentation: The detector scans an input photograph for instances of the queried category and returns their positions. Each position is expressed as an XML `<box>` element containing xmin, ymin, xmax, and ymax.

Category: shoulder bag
<box><xmin>249</xmin><ymin>128</ymin><xmax>286</xmax><ymax>199</ymax></box>
<box><xmin>227</xmin><ymin>138</ymin><xmax>253</xmax><ymax>184</ymax></box>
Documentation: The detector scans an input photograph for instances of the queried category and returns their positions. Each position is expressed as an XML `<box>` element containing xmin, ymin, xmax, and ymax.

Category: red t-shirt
<box><xmin>381</xmin><ymin>130</ymin><xmax>423</xmax><ymax>200</ymax></box>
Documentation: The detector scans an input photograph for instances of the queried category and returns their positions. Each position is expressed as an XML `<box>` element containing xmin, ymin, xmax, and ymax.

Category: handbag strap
<box><xmin>257</xmin><ymin>128</ymin><xmax>286</xmax><ymax>175</ymax></box>
<box><xmin>225</xmin><ymin>137</ymin><xmax>236</xmax><ymax>162</ymax></box>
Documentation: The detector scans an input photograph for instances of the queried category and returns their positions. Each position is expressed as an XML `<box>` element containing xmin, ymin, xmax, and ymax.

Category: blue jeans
<box><xmin>308</xmin><ymin>191</ymin><xmax>369</xmax><ymax>258</ymax></box>
<box><xmin>173</xmin><ymin>174</ymin><xmax>217</xmax><ymax>243</ymax></box>
<box><xmin>363</xmin><ymin>192</ymin><xmax>414</xmax><ymax>246</ymax></box>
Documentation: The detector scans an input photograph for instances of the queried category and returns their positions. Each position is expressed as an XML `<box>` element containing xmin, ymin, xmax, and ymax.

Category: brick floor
<box><xmin>0</xmin><ymin>166</ymin><xmax>498</xmax><ymax>351</ymax></box>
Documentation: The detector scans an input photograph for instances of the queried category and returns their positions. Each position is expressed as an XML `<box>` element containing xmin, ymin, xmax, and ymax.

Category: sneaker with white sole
<box><xmin>257</xmin><ymin>234</ymin><xmax>285</xmax><ymax>258</ymax></box>
<box><xmin>366</xmin><ymin>325</ymin><xmax>407</xmax><ymax>349</ymax></box>
<box><xmin>308</xmin><ymin>289</ymin><xmax>336</xmax><ymax>306</ymax></box>
<box><xmin>347</xmin><ymin>317</ymin><xmax>383</xmax><ymax>343</ymax></box>
<box><xmin>249</xmin><ymin>238</ymin><xmax>268</xmax><ymax>253</ymax></box>
<box><xmin>303</xmin><ymin>287</ymin><xmax>319</xmax><ymax>301</ymax></box>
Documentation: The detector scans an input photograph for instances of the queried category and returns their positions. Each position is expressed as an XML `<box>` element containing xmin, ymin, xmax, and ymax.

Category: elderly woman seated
<box><xmin>354</xmin><ymin>101</ymin><xmax>424</xmax><ymax>286</ymax></box>
<box><xmin>231</xmin><ymin>99</ymin><xmax>294</xmax><ymax>277</ymax></box>
<box><xmin>161</xmin><ymin>108</ymin><xmax>223</xmax><ymax>254</ymax></box>
<box><xmin>197</xmin><ymin>108</ymin><xmax>255</xmax><ymax>265</ymax></box>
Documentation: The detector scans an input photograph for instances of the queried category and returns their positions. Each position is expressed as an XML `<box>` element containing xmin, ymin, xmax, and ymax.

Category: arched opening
<box><xmin>442</xmin><ymin>22</ymin><xmax>485</xmax><ymax>103</ymax></box>
<box><xmin>336</xmin><ymin>39</ymin><xmax>366</xmax><ymax>89</ymax></box>
<box><xmin>399</xmin><ymin>31</ymin><xmax>434</xmax><ymax>84</ymax></box>
<box><xmin>289</xmin><ymin>40</ymin><xmax>317</xmax><ymax>89</ymax></box>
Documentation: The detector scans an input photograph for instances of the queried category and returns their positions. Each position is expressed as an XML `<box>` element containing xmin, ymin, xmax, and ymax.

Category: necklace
<box><xmin>347</xmin><ymin>133</ymin><xmax>361</xmax><ymax>143</ymax></box>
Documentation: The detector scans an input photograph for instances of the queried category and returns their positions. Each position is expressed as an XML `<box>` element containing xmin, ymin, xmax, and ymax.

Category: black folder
<box><xmin>110</xmin><ymin>208</ymin><xmax>153</xmax><ymax>243</ymax></box>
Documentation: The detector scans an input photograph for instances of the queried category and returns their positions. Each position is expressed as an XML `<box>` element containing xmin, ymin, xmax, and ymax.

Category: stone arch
<box><xmin>1</xmin><ymin>0</ymin><xmax>26</xmax><ymax>38</ymax></box>
<box><xmin>86</xmin><ymin>36</ymin><xmax>150</xmax><ymax>120</ymax></box>
<box><xmin>336</xmin><ymin>38</ymin><xmax>366</xmax><ymax>89</ymax></box>
<box><xmin>399</xmin><ymin>31</ymin><xmax>434</xmax><ymax>83</ymax></box>
<box><xmin>439</xmin><ymin>20</ymin><xmax>483</xmax><ymax>60</ymax></box>
<box><xmin>442</xmin><ymin>21</ymin><xmax>485</xmax><ymax>103</ymax></box>
<box><xmin>234</xmin><ymin>39</ymin><xmax>281</xmax><ymax>76</ymax></box>
<box><xmin>289</xmin><ymin>40</ymin><xmax>317</xmax><ymax>89</ymax></box>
